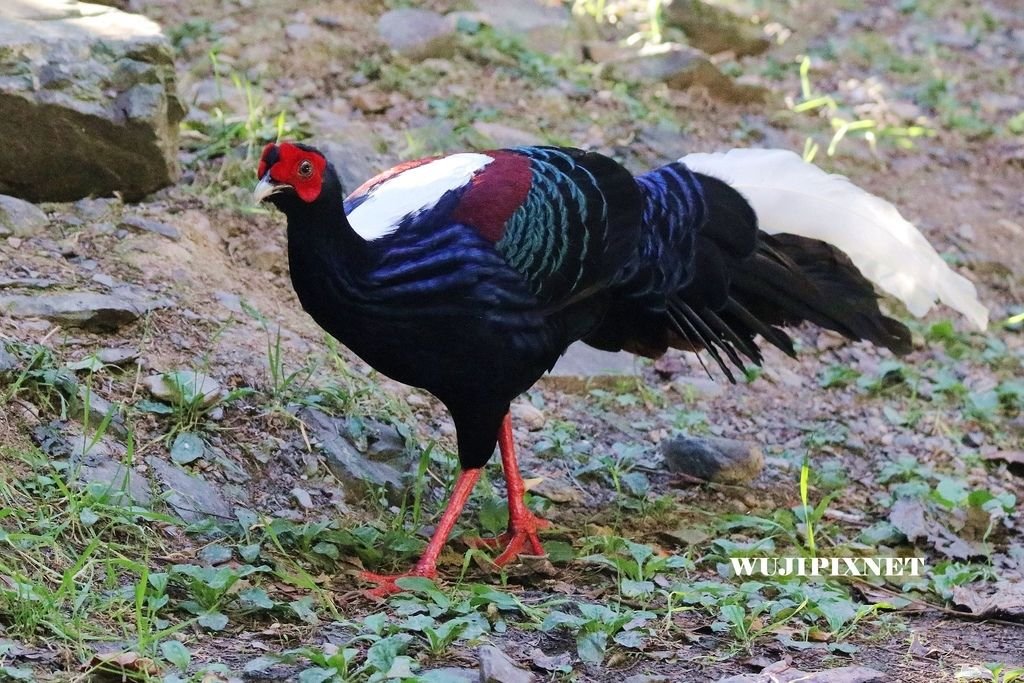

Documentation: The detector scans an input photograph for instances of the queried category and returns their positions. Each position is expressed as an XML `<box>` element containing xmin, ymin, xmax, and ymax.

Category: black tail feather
<box><xmin>582</xmin><ymin>165</ymin><xmax>911</xmax><ymax>379</ymax></box>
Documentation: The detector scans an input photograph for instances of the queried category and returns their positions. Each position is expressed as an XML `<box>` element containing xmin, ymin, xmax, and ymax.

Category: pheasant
<box><xmin>255</xmin><ymin>142</ymin><xmax>987</xmax><ymax>595</ymax></box>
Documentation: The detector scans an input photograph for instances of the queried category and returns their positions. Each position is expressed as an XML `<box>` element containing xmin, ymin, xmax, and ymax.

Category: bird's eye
<box><xmin>297</xmin><ymin>160</ymin><xmax>314</xmax><ymax>179</ymax></box>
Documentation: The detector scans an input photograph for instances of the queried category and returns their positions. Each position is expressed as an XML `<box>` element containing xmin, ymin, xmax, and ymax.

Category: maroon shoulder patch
<box><xmin>449</xmin><ymin>152</ymin><xmax>532</xmax><ymax>242</ymax></box>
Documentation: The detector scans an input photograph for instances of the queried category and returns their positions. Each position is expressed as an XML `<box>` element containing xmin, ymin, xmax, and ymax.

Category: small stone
<box><xmin>91</xmin><ymin>273</ymin><xmax>117</xmax><ymax>288</ymax></box>
<box><xmin>214</xmin><ymin>291</ymin><xmax>243</xmax><ymax>313</ymax></box>
<box><xmin>142</xmin><ymin>371</ymin><xmax>222</xmax><ymax>409</ymax></box>
<box><xmin>531</xmin><ymin>477</ymin><xmax>581</xmax><ymax>504</ymax></box>
<box><xmin>478</xmin><ymin>644</ymin><xmax>534</xmax><ymax>683</ymax></box>
<box><xmin>301</xmin><ymin>408</ymin><xmax>407</xmax><ymax>505</ymax></box>
<box><xmin>147</xmin><ymin>456</ymin><xmax>234</xmax><ymax>522</ymax></box>
<box><xmin>510</xmin><ymin>401</ymin><xmax>545</xmax><ymax>431</ymax></box>
<box><xmin>674</xmin><ymin>376</ymin><xmax>726</xmax><ymax>399</ymax></box>
<box><xmin>76</xmin><ymin>385</ymin><xmax>127</xmax><ymax>437</ymax></box>
<box><xmin>662</xmin><ymin>435</ymin><xmax>764</xmax><ymax>485</ymax></box>
<box><xmin>313</xmin><ymin>15</ymin><xmax>343</xmax><ymax>30</ymax></box>
<box><xmin>285</xmin><ymin>22</ymin><xmax>313</xmax><ymax>41</ymax></box>
<box><xmin>405</xmin><ymin>393</ymin><xmax>430</xmax><ymax>409</ymax></box>
<box><xmin>544</xmin><ymin>342</ymin><xmax>637</xmax><ymax>392</ymax></box>
<box><xmin>0</xmin><ymin>195</ymin><xmax>48</xmax><ymax>237</ymax></box>
<box><xmin>292</xmin><ymin>487</ymin><xmax>314</xmax><ymax>509</ymax></box>
<box><xmin>962</xmin><ymin>431</ymin><xmax>984</xmax><ymax>448</ymax></box>
<box><xmin>422</xmin><ymin>669</ymin><xmax>477</xmax><ymax>683</ymax></box>
<box><xmin>74</xmin><ymin>453</ymin><xmax>152</xmax><ymax>506</ymax></box>
<box><xmin>552</xmin><ymin>343</ymin><xmax>636</xmax><ymax>376</ymax></box>
<box><xmin>351</xmin><ymin>90</ymin><xmax>390</xmax><ymax>114</ymax></box>
<box><xmin>0</xmin><ymin>345</ymin><xmax>19</xmax><ymax>374</ymax></box>
<box><xmin>377</xmin><ymin>8</ymin><xmax>456</xmax><ymax>61</ymax></box>
<box><xmin>583</xmin><ymin>40</ymin><xmax>632</xmax><ymax>63</ymax></box>
<box><xmin>96</xmin><ymin>347</ymin><xmax>139</xmax><ymax>367</ymax></box>
<box><xmin>247</xmin><ymin>242</ymin><xmax>285</xmax><ymax>271</ymax></box>
<box><xmin>363</xmin><ymin>421</ymin><xmax>408</xmax><ymax>462</ymax></box>
<box><xmin>0</xmin><ymin>277</ymin><xmax>55</xmax><ymax>289</ymax></box>
<box><xmin>118</xmin><ymin>215</ymin><xmax>180</xmax><ymax>240</ymax></box>
<box><xmin>74</xmin><ymin>197</ymin><xmax>118</xmax><ymax>221</ymax></box>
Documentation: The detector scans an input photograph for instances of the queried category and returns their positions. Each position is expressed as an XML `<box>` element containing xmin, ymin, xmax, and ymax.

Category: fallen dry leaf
<box><xmin>529</xmin><ymin>647</ymin><xmax>572</xmax><ymax>672</ymax></box>
<box><xmin>889</xmin><ymin>498</ymin><xmax>929</xmax><ymax>542</ymax></box>
<box><xmin>715</xmin><ymin>658</ymin><xmax>885</xmax><ymax>682</ymax></box>
<box><xmin>983</xmin><ymin>450</ymin><xmax>1024</xmax><ymax>465</ymax></box>
<box><xmin>86</xmin><ymin>651</ymin><xmax>161</xmax><ymax>680</ymax></box>
<box><xmin>952</xmin><ymin>582</ymin><xmax>1024</xmax><ymax>621</ymax></box>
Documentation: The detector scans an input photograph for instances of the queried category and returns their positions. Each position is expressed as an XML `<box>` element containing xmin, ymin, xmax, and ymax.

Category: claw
<box><xmin>465</xmin><ymin>510</ymin><xmax>550</xmax><ymax>567</ymax></box>
<box><xmin>359</xmin><ymin>567</ymin><xmax>437</xmax><ymax>599</ymax></box>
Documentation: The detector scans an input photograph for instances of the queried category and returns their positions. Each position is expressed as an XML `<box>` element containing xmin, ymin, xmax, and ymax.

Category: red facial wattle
<box><xmin>258</xmin><ymin>142</ymin><xmax>327</xmax><ymax>203</ymax></box>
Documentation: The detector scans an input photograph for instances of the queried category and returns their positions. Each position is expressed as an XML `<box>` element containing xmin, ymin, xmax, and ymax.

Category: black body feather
<box><xmin>268</xmin><ymin>145</ymin><xmax>910</xmax><ymax>470</ymax></box>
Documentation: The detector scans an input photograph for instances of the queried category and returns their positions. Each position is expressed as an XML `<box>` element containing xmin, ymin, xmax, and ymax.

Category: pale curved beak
<box><xmin>253</xmin><ymin>174</ymin><xmax>286</xmax><ymax>203</ymax></box>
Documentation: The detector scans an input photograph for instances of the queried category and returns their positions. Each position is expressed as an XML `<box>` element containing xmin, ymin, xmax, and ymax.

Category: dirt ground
<box><xmin>2</xmin><ymin>0</ymin><xmax>1023</xmax><ymax>681</ymax></box>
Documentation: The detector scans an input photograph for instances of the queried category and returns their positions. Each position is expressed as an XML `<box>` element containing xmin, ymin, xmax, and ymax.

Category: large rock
<box><xmin>662</xmin><ymin>0</ymin><xmax>770</xmax><ymax>57</ymax></box>
<box><xmin>0</xmin><ymin>0</ymin><xmax>185</xmax><ymax>202</ymax></box>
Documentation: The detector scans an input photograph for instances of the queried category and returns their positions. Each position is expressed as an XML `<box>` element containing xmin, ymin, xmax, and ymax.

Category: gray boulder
<box><xmin>0</xmin><ymin>1</ymin><xmax>185</xmax><ymax>202</ymax></box>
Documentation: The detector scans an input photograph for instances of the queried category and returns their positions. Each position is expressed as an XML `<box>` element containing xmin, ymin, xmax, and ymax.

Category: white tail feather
<box><xmin>680</xmin><ymin>149</ymin><xmax>989</xmax><ymax>330</ymax></box>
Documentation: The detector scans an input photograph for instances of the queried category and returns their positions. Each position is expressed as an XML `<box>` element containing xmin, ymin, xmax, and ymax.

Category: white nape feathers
<box><xmin>682</xmin><ymin>148</ymin><xmax>989</xmax><ymax>330</ymax></box>
<box><xmin>346</xmin><ymin>153</ymin><xmax>493</xmax><ymax>242</ymax></box>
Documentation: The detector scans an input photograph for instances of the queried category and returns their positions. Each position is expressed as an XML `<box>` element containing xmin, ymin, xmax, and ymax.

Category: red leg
<box><xmin>467</xmin><ymin>413</ymin><xmax>550</xmax><ymax>565</ymax></box>
<box><xmin>360</xmin><ymin>467</ymin><xmax>481</xmax><ymax>598</ymax></box>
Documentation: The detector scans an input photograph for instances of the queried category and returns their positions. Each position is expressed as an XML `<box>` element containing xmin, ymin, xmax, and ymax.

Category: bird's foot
<box><xmin>466</xmin><ymin>511</ymin><xmax>550</xmax><ymax>567</ymax></box>
<box><xmin>359</xmin><ymin>566</ymin><xmax>437</xmax><ymax>599</ymax></box>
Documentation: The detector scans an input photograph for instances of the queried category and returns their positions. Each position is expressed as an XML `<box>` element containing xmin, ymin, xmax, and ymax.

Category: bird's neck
<box><xmin>282</xmin><ymin>174</ymin><xmax>377</xmax><ymax>325</ymax></box>
<box><xmin>287</xmin><ymin>180</ymin><xmax>366</xmax><ymax>257</ymax></box>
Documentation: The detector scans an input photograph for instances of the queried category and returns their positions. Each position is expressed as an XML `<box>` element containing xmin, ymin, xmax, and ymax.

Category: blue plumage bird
<box><xmin>254</xmin><ymin>142</ymin><xmax>987</xmax><ymax>595</ymax></box>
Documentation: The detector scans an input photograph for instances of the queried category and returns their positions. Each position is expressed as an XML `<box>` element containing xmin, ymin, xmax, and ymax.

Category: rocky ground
<box><xmin>1</xmin><ymin>0</ymin><xmax>1023</xmax><ymax>681</ymax></box>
